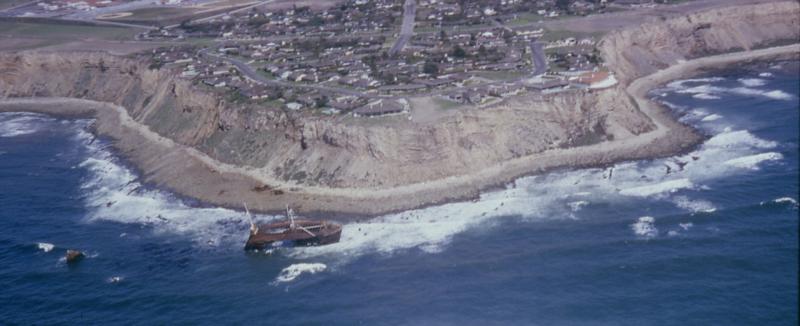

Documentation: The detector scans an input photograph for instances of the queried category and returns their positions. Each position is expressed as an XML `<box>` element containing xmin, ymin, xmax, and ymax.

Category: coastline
<box><xmin>1</xmin><ymin>44</ymin><xmax>798</xmax><ymax>217</ymax></box>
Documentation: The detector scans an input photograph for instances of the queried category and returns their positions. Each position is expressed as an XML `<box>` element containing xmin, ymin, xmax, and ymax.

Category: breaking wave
<box><xmin>693</xmin><ymin>93</ymin><xmax>721</xmax><ymax>100</ymax></box>
<box><xmin>14</xmin><ymin>71</ymin><xmax>778</xmax><ymax>263</ymax></box>
<box><xmin>672</xmin><ymin>196</ymin><xmax>716</xmax><ymax>213</ymax></box>
<box><xmin>73</xmin><ymin>127</ymin><xmax>275</xmax><ymax>248</ymax></box>
<box><xmin>723</xmin><ymin>152</ymin><xmax>783</xmax><ymax>170</ymax></box>
<box><xmin>738</xmin><ymin>78</ymin><xmax>766</xmax><ymax>87</ymax></box>
<box><xmin>69</xmin><ymin>104</ymin><xmax>786</xmax><ymax>261</ymax></box>
<box><xmin>0</xmin><ymin>112</ymin><xmax>53</xmax><ymax>137</ymax></box>
<box><xmin>701</xmin><ymin>114</ymin><xmax>722</xmax><ymax>122</ymax></box>
<box><xmin>762</xmin><ymin>197</ymin><xmax>799</xmax><ymax>209</ymax></box>
<box><xmin>37</xmin><ymin>242</ymin><xmax>55</xmax><ymax>253</ymax></box>
<box><xmin>631</xmin><ymin>216</ymin><xmax>658</xmax><ymax>238</ymax></box>
<box><xmin>274</xmin><ymin>263</ymin><xmax>327</xmax><ymax>283</ymax></box>
<box><xmin>663</xmin><ymin>77</ymin><xmax>794</xmax><ymax>101</ymax></box>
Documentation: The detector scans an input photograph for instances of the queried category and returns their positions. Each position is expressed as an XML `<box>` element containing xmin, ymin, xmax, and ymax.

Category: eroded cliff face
<box><xmin>0</xmin><ymin>51</ymin><xmax>656</xmax><ymax>189</ymax></box>
<box><xmin>600</xmin><ymin>1</ymin><xmax>800</xmax><ymax>83</ymax></box>
<box><xmin>0</xmin><ymin>52</ymin><xmax>226</xmax><ymax>147</ymax></box>
<box><xmin>3</xmin><ymin>1</ymin><xmax>797</xmax><ymax>191</ymax></box>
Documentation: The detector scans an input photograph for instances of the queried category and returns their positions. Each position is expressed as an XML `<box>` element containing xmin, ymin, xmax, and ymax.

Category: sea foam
<box><xmin>274</xmin><ymin>263</ymin><xmax>327</xmax><ymax>283</ymax></box>
<box><xmin>672</xmin><ymin>196</ymin><xmax>716</xmax><ymax>213</ymax></box>
<box><xmin>738</xmin><ymin>78</ymin><xmax>766</xmax><ymax>87</ymax></box>
<box><xmin>0</xmin><ymin>112</ymin><xmax>51</xmax><ymax>137</ymax></box>
<box><xmin>619</xmin><ymin>179</ymin><xmax>693</xmax><ymax>197</ymax></box>
<box><xmin>37</xmin><ymin>242</ymin><xmax>55</xmax><ymax>252</ymax></box>
<box><xmin>57</xmin><ymin>71</ymin><xmax>789</xmax><ymax>260</ymax></box>
<box><xmin>723</xmin><ymin>152</ymin><xmax>782</xmax><ymax>170</ymax></box>
<box><xmin>631</xmin><ymin>216</ymin><xmax>658</xmax><ymax>238</ymax></box>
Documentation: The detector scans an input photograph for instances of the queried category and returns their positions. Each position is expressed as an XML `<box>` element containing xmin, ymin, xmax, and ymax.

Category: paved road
<box><xmin>200</xmin><ymin>49</ymin><xmax>382</xmax><ymax>99</ymax></box>
<box><xmin>388</xmin><ymin>0</ymin><xmax>416</xmax><ymax>56</ymax></box>
<box><xmin>165</xmin><ymin>0</ymin><xmax>273</xmax><ymax>29</ymax></box>
<box><xmin>530</xmin><ymin>39</ymin><xmax>547</xmax><ymax>76</ymax></box>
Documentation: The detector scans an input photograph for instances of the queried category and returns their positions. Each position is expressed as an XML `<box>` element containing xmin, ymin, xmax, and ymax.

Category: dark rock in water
<box><xmin>65</xmin><ymin>250</ymin><xmax>84</xmax><ymax>264</ymax></box>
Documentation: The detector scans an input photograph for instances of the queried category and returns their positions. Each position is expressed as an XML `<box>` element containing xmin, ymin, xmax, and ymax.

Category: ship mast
<box><xmin>244</xmin><ymin>203</ymin><xmax>258</xmax><ymax>234</ymax></box>
<box><xmin>287</xmin><ymin>204</ymin><xmax>296</xmax><ymax>229</ymax></box>
<box><xmin>287</xmin><ymin>205</ymin><xmax>316</xmax><ymax>237</ymax></box>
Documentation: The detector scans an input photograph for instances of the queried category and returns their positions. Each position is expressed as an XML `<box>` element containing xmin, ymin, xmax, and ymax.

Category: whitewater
<box><xmin>1</xmin><ymin>60</ymin><xmax>797</xmax><ymax>324</ymax></box>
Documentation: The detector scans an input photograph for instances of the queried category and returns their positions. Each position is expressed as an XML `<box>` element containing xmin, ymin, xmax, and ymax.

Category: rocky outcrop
<box><xmin>600</xmin><ymin>1</ymin><xmax>800</xmax><ymax>83</ymax></box>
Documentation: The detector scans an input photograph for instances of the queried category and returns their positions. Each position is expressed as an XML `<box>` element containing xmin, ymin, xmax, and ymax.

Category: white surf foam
<box><xmin>631</xmin><ymin>216</ymin><xmax>658</xmax><ymax>238</ymax></box>
<box><xmin>773</xmin><ymin>197</ymin><xmax>798</xmax><ymax>205</ymax></box>
<box><xmin>723</xmin><ymin>152</ymin><xmax>782</xmax><ymax>170</ymax></box>
<box><xmin>672</xmin><ymin>196</ymin><xmax>716</xmax><ymax>213</ymax></box>
<box><xmin>763</xmin><ymin>90</ymin><xmax>793</xmax><ymax>100</ymax></box>
<box><xmin>665</xmin><ymin>77</ymin><xmax>792</xmax><ymax>101</ymax></box>
<box><xmin>676</xmin><ymin>85</ymin><xmax>728</xmax><ymax>96</ymax></box>
<box><xmin>693</xmin><ymin>93</ymin><xmax>721</xmax><ymax>100</ymax></box>
<box><xmin>730</xmin><ymin>87</ymin><xmax>794</xmax><ymax>101</ymax></box>
<box><xmin>679</xmin><ymin>222</ymin><xmax>693</xmax><ymax>231</ymax></box>
<box><xmin>665</xmin><ymin>77</ymin><xmax>725</xmax><ymax>90</ymax></box>
<box><xmin>704</xmin><ymin>129</ymin><xmax>777</xmax><ymax>149</ymax></box>
<box><xmin>0</xmin><ymin>112</ymin><xmax>52</xmax><ymax>137</ymax></box>
<box><xmin>567</xmin><ymin>200</ymin><xmax>590</xmax><ymax>212</ymax></box>
<box><xmin>43</xmin><ymin>71</ymin><xmax>786</xmax><ymax>260</ymax></box>
<box><xmin>758</xmin><ymin>72</ymin><xmax>773</xmax><ymax>78</ymax></box>
<box><xmin>73</xmin><ymin>127</ymin><xmax>274</xmax><ymax>248</ymax></box>
<box><xmin>37</xmin><ymin>242</ymin><xmax>55</xmax><ymax>252</ymax></box>
<box><xmin>619</xmin><ymin>179</ymin><xmax>693</xmax><ymax>197</ymax></box>
<box><xmin>701</xmin><ymin>114</ymin><xmax>722</xmax><ymax>122</ymax></box>
<box><xmin>274</xmin><ymin>263</ymin><xmax>327</xmax><ymax>283</ymax></box>
<box><xmin>107</xmin><ymin>276</ymin><xmax>124</xmax><ymax>283</ymax></box>
<box><xmin>738</xmin><ymin>78</ymin><xmax>766</xmax><ymax>87</ymax></box>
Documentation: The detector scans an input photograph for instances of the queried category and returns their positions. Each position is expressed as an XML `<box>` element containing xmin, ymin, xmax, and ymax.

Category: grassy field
<box><xmin>0</xmin><ymin>20</ymin><xmax>140</xmax><ymax>51</ymax></box>
<box><xmin>540</xmin><ymin>29</ymin><xmax>605</xmax><ymax>42</ymax></box>
<box><xmin>431</xmin><ymin>97</ymin><xmax>465</xmax><ymax>111</ymax></box>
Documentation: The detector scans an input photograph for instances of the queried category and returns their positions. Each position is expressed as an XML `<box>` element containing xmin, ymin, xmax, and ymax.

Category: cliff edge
<box><xmin>0</xmin><ymin>1</ymin><xmax>798</xmax><ymax>215</ymax></box>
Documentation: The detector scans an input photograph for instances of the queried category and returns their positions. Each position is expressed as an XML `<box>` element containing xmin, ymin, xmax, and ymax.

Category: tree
<box><xmin>556</xmin><ymin>0</ymin><xmax>571</xmax><ymax>12</ymax></box>
<box><xmin>478</xmin><ymin>45</ymin><xmax>487</xmax><ymax>57</ymax></box>
<box><xmin>315</xmin><ymin>96</ymin><xmax>329</xmax><ymax>108</ymax></box>
<box><xmin>452</xmin><ymin>45</ymin><xmax>467</xmax><ymax>58</ymax></box>
<box><xmin>423</xmin><ymin>61</ymin><xmax>439</xmax><ymax>75</ymax></box>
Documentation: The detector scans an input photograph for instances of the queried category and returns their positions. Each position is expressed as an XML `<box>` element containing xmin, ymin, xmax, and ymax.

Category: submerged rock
<box><xmin>65</xmin><ymin>250</ymin><xmax>84</xmax><ymax>264</ymax></box>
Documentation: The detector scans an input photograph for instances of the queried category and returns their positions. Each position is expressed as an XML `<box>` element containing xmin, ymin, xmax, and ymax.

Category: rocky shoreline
<box><xmin>1</xmin><ymin>1</ymin><xmax>798</xmax><ymax>217</ymax></box>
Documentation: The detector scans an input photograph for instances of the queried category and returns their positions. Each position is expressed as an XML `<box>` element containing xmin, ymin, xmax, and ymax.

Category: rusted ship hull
<box><xmin>245</xmin><ymin>219</ymin><xmax>342</xmax><ymax>250</ymax></box>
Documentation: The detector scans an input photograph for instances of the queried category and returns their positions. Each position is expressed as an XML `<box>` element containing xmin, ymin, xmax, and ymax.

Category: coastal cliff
<box><xmin>0</xmin><ymin>52</ymin><xmax>653</xmax><ymax>189</ymax></box>
<box><xmin>600</xmin><ymin>1</ymin><xmax>800</xmax><ymax>83</ymax></box>
<box><xmin>0</xmin><ymin>0</ymin><xmax>798</xmax><ymax>215</ymax></box>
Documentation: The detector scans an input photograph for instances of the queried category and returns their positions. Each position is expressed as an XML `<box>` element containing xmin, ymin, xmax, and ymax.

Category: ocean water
<box><xmin>1</xmin><ymin>61</ymin><xmax>797</xmax><ymax>325</ymax></box>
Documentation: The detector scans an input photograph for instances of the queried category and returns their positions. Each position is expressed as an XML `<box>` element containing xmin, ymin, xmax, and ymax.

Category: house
<box><xmin>353</xmin><ymin>99</ymin><xmax>405</xmax><ymax>117</ymax></box>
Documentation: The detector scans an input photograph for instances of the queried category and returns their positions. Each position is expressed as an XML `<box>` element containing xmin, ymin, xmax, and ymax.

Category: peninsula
<box><xmin>1</xmin><ymin>0</ymin><xmax>798</xmax><ymax>216</ymax></box>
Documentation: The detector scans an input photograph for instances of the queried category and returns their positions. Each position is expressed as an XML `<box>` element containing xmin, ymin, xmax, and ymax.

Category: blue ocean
<box><xmin>1</xmin><ymin>61</ymin><xmax>797</xmax><ymax>325</ymax></box>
